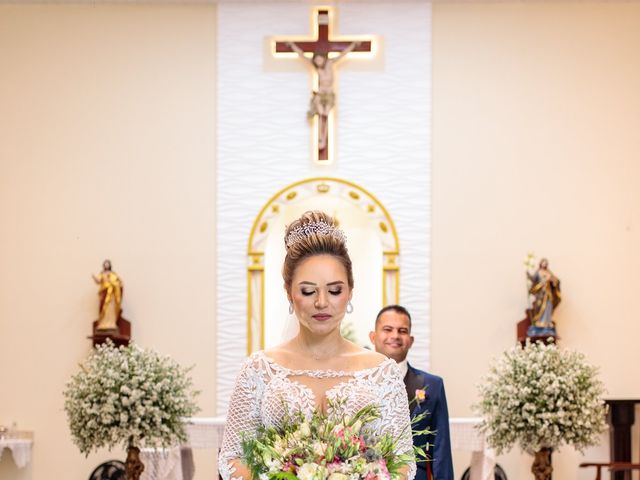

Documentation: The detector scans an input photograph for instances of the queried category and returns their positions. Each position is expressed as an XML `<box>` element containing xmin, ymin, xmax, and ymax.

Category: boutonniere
<box><xmin>415</xmin><ymin>387</ymin><xmax>426</xmax><ymax>407</ymax></box>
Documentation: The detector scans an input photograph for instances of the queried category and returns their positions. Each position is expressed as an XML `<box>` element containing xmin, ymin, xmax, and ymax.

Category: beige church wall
<box><xmin>2</xmin><ymin>1</ymin><xmax>639</xmax><ymax>480</ymax></box>
<box><xmin>431</xmin><ymin>1</ymin><xmax>640</xmax><ymax>478</ymax></box>
<box><xmin>0</xmin><ymin>4</ymin><xmax>217</xmax><ymax>480</ymax></box>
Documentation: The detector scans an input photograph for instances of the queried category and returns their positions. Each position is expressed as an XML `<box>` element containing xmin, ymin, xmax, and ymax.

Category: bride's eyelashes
<box><xmin>300</xmin><ymin>288</ymin><xmax>343</xmax><ymax>296</ymax></box>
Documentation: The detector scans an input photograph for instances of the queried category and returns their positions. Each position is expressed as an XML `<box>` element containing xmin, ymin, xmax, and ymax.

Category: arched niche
<box><xmin>247</xmin><ymin>177</ymin><xmax>399</xmax><ymax>354</ymax></box>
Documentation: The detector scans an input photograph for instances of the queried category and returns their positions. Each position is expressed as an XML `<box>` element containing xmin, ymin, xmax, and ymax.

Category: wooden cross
<box><xmin>275</xmin><ymin>8</ymin><xmax>372</xmax><ymax>163</ymax></box>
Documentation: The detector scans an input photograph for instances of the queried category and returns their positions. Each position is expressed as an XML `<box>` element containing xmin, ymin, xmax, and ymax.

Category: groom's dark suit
<box><xmin>404</xmin><ymin>364</ymin><xmax>454</xmax><ymax>480</ymax></box>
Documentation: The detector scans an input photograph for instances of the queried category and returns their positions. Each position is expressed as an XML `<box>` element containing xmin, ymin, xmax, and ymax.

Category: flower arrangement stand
<box><xmin>532</xmin><ymin>448</ymin><xmax>553</xmax><ymax>480</ymax></box>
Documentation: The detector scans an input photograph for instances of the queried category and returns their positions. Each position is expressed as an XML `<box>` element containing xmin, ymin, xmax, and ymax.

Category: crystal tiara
<box><xmin>285</xmin><ymin>221</ymin><xmax>346</xmax><ymax>248</ymax></box>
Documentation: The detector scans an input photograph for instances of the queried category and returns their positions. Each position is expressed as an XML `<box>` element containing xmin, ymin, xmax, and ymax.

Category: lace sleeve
<box><xmin>218</xmin><ymin>356</ymin><xmax>265</xmax><ymax>480</ymax></box>
<box><xmin>376</xmin><ymin>360</ymin><xmax>417</xmax><ymax>480</ymax></box>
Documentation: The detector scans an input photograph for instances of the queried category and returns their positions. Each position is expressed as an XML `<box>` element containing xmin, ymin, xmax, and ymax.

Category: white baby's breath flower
<box><xmin>475</xmin><ymin>341</ymin><xmax>606</xmax><ymax>455</ymax></box>
<box><xmin>63</xmin><ymin>340</ymin><xmax>200</xmax><ymax>454</ymax></box>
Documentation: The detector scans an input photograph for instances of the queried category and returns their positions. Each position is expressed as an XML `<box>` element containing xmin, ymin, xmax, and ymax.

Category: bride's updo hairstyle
<box><xmin>283</xmin><ymin>210</ymin><xmax>354</xmax><ymax>292</ymax></box>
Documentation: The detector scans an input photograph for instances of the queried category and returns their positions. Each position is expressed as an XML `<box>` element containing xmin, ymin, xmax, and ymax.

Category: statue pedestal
<box><xmin>88</xmin><ymin>316</ymin><xmax>131</xmax><ymax>347</ymax></box>
<box><xmin>517</xmin><ymin>312</ymin><xmax>558</xmax><ymax>346</ymax></box>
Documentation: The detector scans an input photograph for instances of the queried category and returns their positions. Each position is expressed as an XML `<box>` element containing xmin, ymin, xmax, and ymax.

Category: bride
<box><xmin>218</xmin><ymin>211</ymin><xmax>415</xmax><ymax>480</ymax></box>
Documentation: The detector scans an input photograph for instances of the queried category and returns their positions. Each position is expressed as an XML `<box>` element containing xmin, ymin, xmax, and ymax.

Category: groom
<box><xmin>369</xmin><ymin>305</ymin><xmax>454</xmax><ymax>480</ymax></box>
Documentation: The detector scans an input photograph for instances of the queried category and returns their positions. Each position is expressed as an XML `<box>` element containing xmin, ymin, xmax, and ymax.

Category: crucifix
<box><xmin>275</xmin><ymin>8</ymin><xmax>373</xmax><ymax>163</ymax></box>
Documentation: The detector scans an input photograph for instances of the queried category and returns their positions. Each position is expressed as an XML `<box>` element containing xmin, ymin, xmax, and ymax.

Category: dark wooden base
<box><xmin>532</xmin><ymin>448</ymin><xmax>553</xmax><ymax>480</ymax></box>
<box><xmin>89</xmin><ymin>316</ymin><xmax>131</xmax><ymax>347</ymax></box>
<box><xmin>125</xmin><ymin>445</ymin><xmax>144</xmax><ymax>480</ymax></box>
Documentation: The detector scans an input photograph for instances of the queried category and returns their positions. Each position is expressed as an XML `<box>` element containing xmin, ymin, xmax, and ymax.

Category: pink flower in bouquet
<box><xmin>338</xmin><ymin>429</ymin><xmax>364</xmax><ymax>452</ymax></box>
<box><xmin>326</xmin><ymin>460</ymin><xmax>343</xmax><ymax>473</ymax></box>
<box><xmin>362</xmin><ymin>458</ymin><xmax>390</xmax><ymax>480</ymax></box>
<box><xmin>378</xmin><ymin>459</ymin><xmax>390</xmax><ymax>478</ymax></box>
<box><xmin>357</xmin><ymin>436</ymin><xmax>367</xmax><ymax>452</ymax></box>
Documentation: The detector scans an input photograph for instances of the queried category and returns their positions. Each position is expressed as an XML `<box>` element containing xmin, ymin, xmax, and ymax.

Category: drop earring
<box><xmin>346</xmin><ymin>301</ymin><xmax>354</xmax><ymax>314</ymax></box>
<box><xmin>288</xmin><ymin>302</ymin><xmax>294</xmax><ymax>315</ymax></box>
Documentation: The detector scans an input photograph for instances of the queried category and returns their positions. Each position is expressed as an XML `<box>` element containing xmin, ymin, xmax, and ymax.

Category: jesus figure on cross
<box><xmin>287</xmin><ymin>41</ymin><xmax>361</xmax><ymax>150</ymax></box>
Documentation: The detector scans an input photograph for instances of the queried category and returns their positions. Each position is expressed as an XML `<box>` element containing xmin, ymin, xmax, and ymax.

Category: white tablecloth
<box><xmin>184</xmin><ymin>417</ymin><xmax>226</xmax><ymax>449</ymax></box>
<box><xmin>140</xmin><ymin>448</ymin><xmax>183</xmax><ymax>480</ymax></box>
<box><xmin>139</xmin><ymin>419</ymin><xmax>224</xmax><ymax>480</ymax></box>
<box><xmin>449</xmin><ymin>418</ymin><xmax>496</xmax><ymax>480</ymax></box>
<box><xmin>0</xmin><ymin>438</ymin><xmax>33</xmax><ymax>468</ymax></box>
<box><xmin>140</xmin><ymin>417</ymin><xmax>495</xmax><ymax>480</ymax></box>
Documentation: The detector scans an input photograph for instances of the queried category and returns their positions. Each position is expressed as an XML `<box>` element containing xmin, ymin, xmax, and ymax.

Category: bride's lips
<box><xmin>312</xmin><ymin>314</ymin><xmax>332</xmax><ymax>321</ymax></box>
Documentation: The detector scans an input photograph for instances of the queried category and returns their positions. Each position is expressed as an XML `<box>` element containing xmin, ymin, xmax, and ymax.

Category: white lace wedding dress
<box><xmin>219</xmin><ymin>351</ymin><xmax>416</xmax><ymax>480</ymax></box>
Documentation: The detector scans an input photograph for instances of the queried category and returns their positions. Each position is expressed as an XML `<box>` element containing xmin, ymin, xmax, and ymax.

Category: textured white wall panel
<box><xmin>216</xmin><ymin>2</ymin><xmax>431</xmax><ymax>414</ymax></box>
<box><xmin>337</xmin><ymin>2</ymin><xmax>432</xmax><ymax>384</ymax></box>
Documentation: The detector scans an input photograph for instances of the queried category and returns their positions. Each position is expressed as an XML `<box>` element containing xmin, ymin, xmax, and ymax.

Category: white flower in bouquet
<box><xmin>475</xmin><ymin>340</ymin><xmax>606</xmax><ymax>455</ymax></box>
<box><xmin>298</xmin><ymin>462</ymin><xmax>322</xmax><ymax>480</ymax></box>
<box><xmin>313</xmin><ymin>441</ymin><xmax>328</xmax><ymax>456</ymax></box>
<box><xmin>63</xmin><ymin>340</ymin><xmax>200</xmax><ymax>455</ymax></box>
<box><xmin>328</xmin><ymin>473</ymin><xmax>349</xmax><ymax>480</ymax></box>
<box><xmin>299</xmin><ymin>421</ymin><xmax>312</xmax><ymax>438</ymax></box>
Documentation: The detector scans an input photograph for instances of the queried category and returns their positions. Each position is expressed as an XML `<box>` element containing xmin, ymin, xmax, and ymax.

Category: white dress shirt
<box><xmin>396</xmin><ymin>358</ymin><xmax>408</xmax><ymax>379</ymax></box>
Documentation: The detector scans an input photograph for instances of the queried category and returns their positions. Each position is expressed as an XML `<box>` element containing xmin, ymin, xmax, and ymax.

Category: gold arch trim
<box><xmin>246</xmin><ymin>177</ymin><xmax>400</xmax><ymax>355</ymax></box>
<box><xmin>248</xmin><ymin>177</ymin><xmax>399</xmax><ymax>254</ymax></box>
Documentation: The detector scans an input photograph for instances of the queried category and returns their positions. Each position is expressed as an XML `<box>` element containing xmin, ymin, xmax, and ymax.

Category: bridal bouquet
<box><xmin>241</xmin><ymin>402</ymin><xmax>422</xmax><ymax>480</ymax></box>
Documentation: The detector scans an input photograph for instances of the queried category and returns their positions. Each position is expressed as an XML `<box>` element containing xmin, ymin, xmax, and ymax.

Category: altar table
<box><xmin>140</xmin><ymin>417</ymin><xmax>495</xmax><ymax>480</ymax></box>
<box><xmin>0</xmin><ymin>438</ymin><xmax>33</xmax><ymax>468</ymax></box>
<box><xmin>449</xmin><ymin>418</ymin><xmax>496</xmax><ymax>480</ymax></box>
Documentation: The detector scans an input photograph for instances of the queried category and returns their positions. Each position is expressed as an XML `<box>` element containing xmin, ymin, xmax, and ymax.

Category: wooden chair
<box><xmin>581</xmin><ymin>399</ymin><xmax>640</xmax><ymax>480</ymax></box>
<box><xmin>88</xmin><ymin>460</ymin><xmax>125</xmax><ymax>480</ymax></box>
<box><xmin>580</xmin><ymin>462</ymin><xmax>640</xmax><ymax>480</ymax></box>
<box><xmin>461</xmin><ymin>463</ymin><xmax>508</xmax><ymax>480</ymax></box>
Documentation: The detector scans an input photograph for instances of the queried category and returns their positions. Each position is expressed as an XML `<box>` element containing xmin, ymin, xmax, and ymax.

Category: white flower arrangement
<box><xmin>64</xmin><ymin>341</ymin><xmax>200</xmax><ymax>455</ymax></box>
<box><xmin>475</xmin><ymin>340</ymin><xmax>606</xmax><ymax>455</ymax></box>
